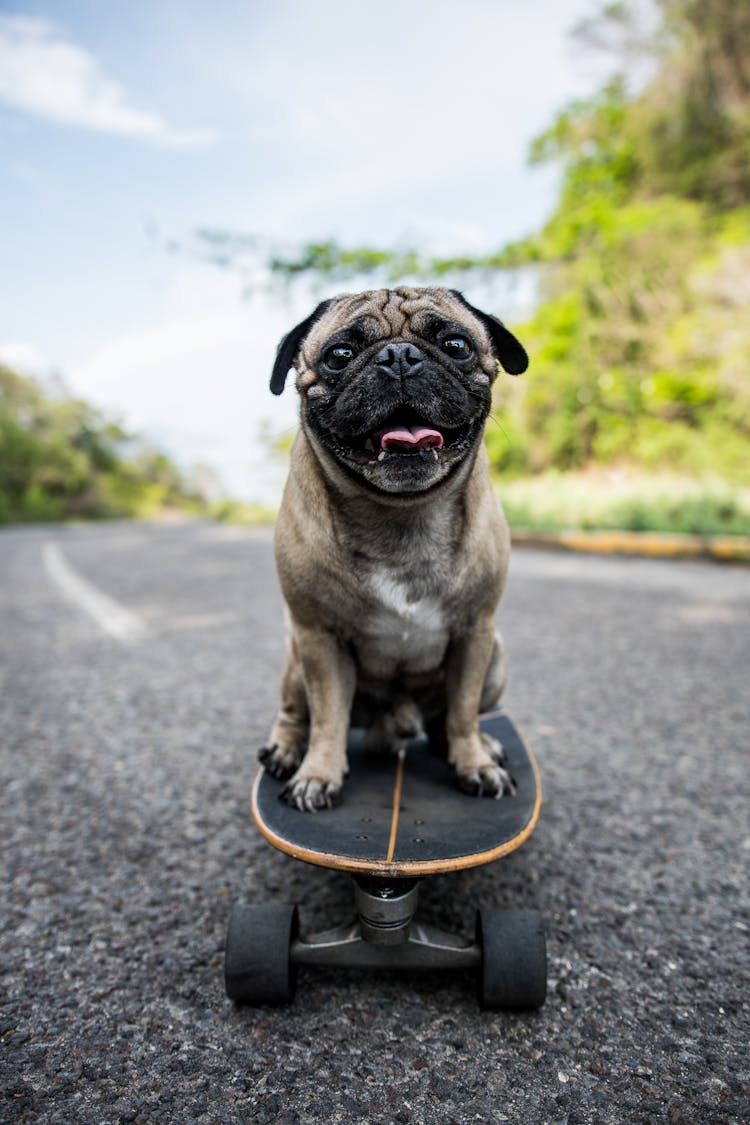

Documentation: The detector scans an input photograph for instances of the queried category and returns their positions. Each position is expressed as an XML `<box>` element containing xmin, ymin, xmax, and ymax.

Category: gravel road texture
<box><xmin>1</xmin><ymin>521</ymin><xmax>748</xmax><ymax>1124</ymax></box>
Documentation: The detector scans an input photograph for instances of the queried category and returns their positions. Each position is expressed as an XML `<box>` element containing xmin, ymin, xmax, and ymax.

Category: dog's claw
<box><xmin>451</xmin><ymin>730</ymin><xmax>515</xmax><ymax>798</ymax></box>
<box><xmin>486</xmin><ymin>740</ymin><xmax>508</xmax><ymax>768</ymax></box>
<box><xmin>258</xmin><ymin>744</ymin><xmax>299</xmax><ymax>781</ymax></box>
<box><xmin>281</xmin><ymin>778</ymin><xmax>342</xmax><ymax>812</ymax></box>
<box><xmin>456</xmin><ymin>764</ymin><xmax>515</xmax><ymax>799</ymax></box>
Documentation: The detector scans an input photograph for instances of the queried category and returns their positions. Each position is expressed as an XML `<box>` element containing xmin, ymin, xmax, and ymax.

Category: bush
<box><xmin>0</xmin><ymin>364</ymin><xmax>210</xmax><ymax>524</ymax></box>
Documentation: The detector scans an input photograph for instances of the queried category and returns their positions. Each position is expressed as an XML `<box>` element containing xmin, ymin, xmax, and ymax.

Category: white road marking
<box><xmin>42</xmin><ymin>542</ymin><xmax>148</xmax><ymax>643</ymax></box>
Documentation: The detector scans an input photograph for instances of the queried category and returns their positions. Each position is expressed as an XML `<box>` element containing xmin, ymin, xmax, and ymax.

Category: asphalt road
<box><xmin>1</xmin><ymin>520</ymin><xmax>748</xmax><ymax>1124</ymax></box>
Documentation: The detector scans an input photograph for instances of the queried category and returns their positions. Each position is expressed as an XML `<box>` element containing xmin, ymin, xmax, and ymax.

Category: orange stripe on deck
<box><xmin>385</xmin><ymin>749</ymin><xmax>406</xmax><ymax>863</ymax></box>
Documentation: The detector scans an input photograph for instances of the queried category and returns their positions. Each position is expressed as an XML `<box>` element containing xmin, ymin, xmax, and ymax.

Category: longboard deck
<box><xmin>252</xmin><ymin>712</ymin><xmax>541</xmax><ymax>877</ymax></box>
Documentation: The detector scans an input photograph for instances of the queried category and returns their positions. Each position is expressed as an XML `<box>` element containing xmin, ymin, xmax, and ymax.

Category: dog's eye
<box><xmin>441</xmin><ymin>336</ymin><xmax>473</xmax><ymax>361</ymax></box>
<box><xmin>322</xmin><ymin>345</ymin><xmax>355</xmax><ymax>372</ymax></box>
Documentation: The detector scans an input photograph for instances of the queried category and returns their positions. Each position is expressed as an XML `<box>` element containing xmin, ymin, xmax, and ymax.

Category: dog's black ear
<box><xmin>450</xmin><ymin>290</ymin><xmax>528</xmax><ymax>375</ymax></box>
<box><xmin>270</xmin><ymin>300</ymin><xmax>334</xmax><ymax>395</ymax></box>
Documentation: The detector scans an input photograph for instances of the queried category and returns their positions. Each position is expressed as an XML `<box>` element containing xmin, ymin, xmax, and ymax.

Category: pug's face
<box><xmin>271</xmin><ymin>287</ymin><xmax>528</xmax><ymax>495</ymax></box>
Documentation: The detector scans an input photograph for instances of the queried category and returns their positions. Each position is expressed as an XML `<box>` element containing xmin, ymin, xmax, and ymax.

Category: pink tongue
<box><xmin>380</xmin><ymin>426</ymin><xmax>444</xmax><ymax>451</ymax></box>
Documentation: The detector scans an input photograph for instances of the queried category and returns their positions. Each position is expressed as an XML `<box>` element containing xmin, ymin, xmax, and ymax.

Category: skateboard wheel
<box><xmin>224</xmin><ymin>903</ymin><xmax>298</xmax><ymax>1005</ymax></box>
<box><xmin>476</xmin><ymin>908</ymin><xmax>547</xmax><ymax>1010</ymax></box>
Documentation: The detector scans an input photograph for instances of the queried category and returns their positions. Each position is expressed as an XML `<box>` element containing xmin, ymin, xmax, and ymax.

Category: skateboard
<box><xmin>224</xmin><ymin>711</ymin><xmax>546</xmax><ymax>1009</ymax></box>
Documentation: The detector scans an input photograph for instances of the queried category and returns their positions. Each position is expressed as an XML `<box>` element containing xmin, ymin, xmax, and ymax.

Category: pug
<box><xmin>259</xmin><ymin>286</ymin><xmax>528</xmax><ymax>811</ymax></box>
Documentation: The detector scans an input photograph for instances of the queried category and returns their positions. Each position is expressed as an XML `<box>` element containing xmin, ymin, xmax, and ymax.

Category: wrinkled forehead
<box><xmin>299</xmin><ymin>287</ymin><xmax>491</xmax><ymax>363</ymax></box>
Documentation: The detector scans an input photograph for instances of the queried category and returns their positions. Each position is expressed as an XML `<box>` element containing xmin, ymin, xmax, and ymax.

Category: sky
<box><xmin>0</xmin><ymin>0</ymin><xmax>614</xmax><ymax>503</ymax></box>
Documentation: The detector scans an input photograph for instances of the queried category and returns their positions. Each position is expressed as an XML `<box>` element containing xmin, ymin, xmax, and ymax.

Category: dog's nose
<box><xmin>373</xmin><ymin>342</ymin><xmax>425</xmax><ymax>380</ymax></box>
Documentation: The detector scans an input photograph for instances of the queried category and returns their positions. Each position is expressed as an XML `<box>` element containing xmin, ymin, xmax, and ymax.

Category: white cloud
<box><xmin>0</xmin><ymin>338</ymin><xmax>49</xmax><ymax>375</ymax></box>
<box><xmin>0</xmin><ymin>15</ymin><xmax>215</xmax><ymax>147</ymax></box>
<box><xmin>67</xmin><ymin>266</ymin><xmax>305</xmax><ymax>503</ymax></box>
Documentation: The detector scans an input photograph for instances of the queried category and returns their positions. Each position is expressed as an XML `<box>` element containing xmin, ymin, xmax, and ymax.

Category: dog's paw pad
<box><xmin>281</xmin><ymin>778</ymin><xmax>342</xmax><ymax>813</ymax></box>
<box><xmin>258</xmin><ymin>743</ymin><xmax>300</xmax><ymax>780</ymax></box>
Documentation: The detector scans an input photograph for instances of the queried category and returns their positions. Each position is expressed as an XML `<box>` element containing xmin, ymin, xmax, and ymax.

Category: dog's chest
<box><xmin>356</xmin><ymin>566</ymin><xmax>450</xmax><ymax>676</ymax></box>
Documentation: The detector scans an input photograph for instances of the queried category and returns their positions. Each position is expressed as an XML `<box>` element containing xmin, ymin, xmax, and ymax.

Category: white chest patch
<box><xmin>369</xmin><ymin>571</ymin><xmax>443</xmax><ymax>627</ymax></box>
<box><xmin>360</xmin><ymin>567</ymin><xmax>449</xmax><ymax>675</ymax></box>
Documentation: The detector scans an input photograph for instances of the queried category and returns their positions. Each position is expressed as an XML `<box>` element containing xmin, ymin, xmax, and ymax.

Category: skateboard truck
<box><xmin>225</xmin><ymin>713</ymin><xmax>547</xmax><ymax>1009</ymax></box>
<box><xmin>295</xmin><ymin>877</ymin><xmax>479</xmax><ymax>969</ymax></box>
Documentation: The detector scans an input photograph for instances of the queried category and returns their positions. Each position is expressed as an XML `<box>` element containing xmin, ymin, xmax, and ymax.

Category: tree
<box><xmin>0</xmin><ymin>364</ymin><xmax>212</xmax><ymax>522</ymax></box>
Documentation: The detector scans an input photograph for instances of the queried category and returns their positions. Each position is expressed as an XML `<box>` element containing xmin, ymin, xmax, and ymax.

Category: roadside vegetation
<box><xmin>498</xmin><ymin>470</ymin><xmax>750</xmax><ymax>537</ymax></box>
<box><xmin>0</xmin><ymin>364</ymin><xmax>211</xmax><ymax>524</ymax></box>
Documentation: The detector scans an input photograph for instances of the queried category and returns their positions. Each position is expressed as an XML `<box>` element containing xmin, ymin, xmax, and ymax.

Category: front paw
<box><xmin>451</xmin><ymin>731</ymin><xmax>516</xmax><ymax>799</ymax></box>
<box><xmin>456</xmin><ymin>764</ymin><xmax>515</xmax><ymax>798</ymax></box>
<box><xmin>281</xmin><ymin>775</ymin><xmax>342</xmax><ymax>812</ymax></box>
<box><xmin>258</xmin><ymin>741</ymin><xmax>302</xmax><ymax>780</ymax></box>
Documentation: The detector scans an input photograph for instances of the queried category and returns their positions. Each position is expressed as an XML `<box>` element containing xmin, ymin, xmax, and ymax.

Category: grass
<box><xmin>211</xmin><ymin>498</ymin><xmax>277</xmax><ymax>525</ymax></box>
<box><xmin>495</xmin><ymin>470</ymin><xmax>750</xmax><ymax>537</ymax></box>
<box><xmin>207</xmin><ymin>467</ymin><xmax>750</xmax><ymax>539</ymax></box>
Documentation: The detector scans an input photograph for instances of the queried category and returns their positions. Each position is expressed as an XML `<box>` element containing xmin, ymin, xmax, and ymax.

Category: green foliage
<box><xmin>188</xmin><ymin>233</ymin><xmax>522</xmax><ymax>288</ymax></box>
<box><xmin>0</xmin><ymin>364</ymin><xmax>210</xmax><ymax>524</ymax></box>
<box><xmin>270</xmin><ymin>241</ymin><xmax>406</xmax><ymax>282</ymax></box>
<box><xmin>498</xmin><ymin>471</ymin><xmax>750</xmax><ymax>536</ymax></box>
<box><xmin>211</xmin><ymin>498</ymin><xmax>277</xmax><ymax>525</ymax></box>
<box><xmin>510</xmin><ymin>188</ymin><xmax>750</xmax><ymax>480</ymax></box>
<box><xmin>483</xmin><ymin>0</ymin><xmax>750</xmax><ymax>485</ymax></box>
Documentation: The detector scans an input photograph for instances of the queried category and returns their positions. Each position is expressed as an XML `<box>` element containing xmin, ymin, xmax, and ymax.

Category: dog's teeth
<box><xmin>432</xmin><ymin>449</ymin><xmax>439</xmax><ymax>461</ymax></box>
<box><xmin>378</xmin><ymin>450</ymin><xmax>386</xmax><ymax>462</ymax></box>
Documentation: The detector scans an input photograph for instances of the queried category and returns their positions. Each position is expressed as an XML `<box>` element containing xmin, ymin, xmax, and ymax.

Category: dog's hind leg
<box><xmin>479</xmin><ymin>631</ymin><xmax>507</xmax><ymax>713</ymax></box>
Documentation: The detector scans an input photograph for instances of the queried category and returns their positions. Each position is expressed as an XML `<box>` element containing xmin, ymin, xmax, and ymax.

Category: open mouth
<box><xmin>332</xmin><ymin>410</ymin><xmax>476</xmax><ymax>465</ymax></box>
